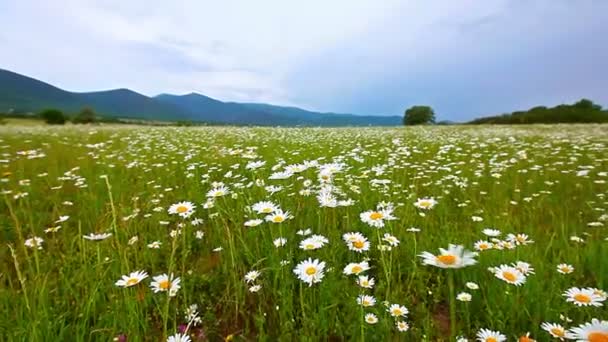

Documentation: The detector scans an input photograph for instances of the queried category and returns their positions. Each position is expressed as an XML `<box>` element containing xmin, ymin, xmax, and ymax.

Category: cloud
<box><xmin>0</xmin><ymin>0</ymin><xmax>606</xmax><ymax>120</ymax></box>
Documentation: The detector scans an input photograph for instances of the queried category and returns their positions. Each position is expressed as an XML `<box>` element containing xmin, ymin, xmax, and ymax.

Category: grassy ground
<box><xmin>0</xmin><ymin>124</ymin><xmax>606</xmax><ymax>341</ymax></box>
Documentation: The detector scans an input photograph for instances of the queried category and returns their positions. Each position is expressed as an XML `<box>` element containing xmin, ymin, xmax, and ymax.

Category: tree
<box><xmin>39</xmin><ymin>109</ymin><xmax>66</xmax><ymax>125</ymax></box>
<box><xmin>403</xmin><ymin>106</ymin><xmax>436</xmax><ymax>125</ymax></box>
<box><xmin>72</xmin><ymin>107</ymin><xmax>97</xmax><ymax>124</ymax></box>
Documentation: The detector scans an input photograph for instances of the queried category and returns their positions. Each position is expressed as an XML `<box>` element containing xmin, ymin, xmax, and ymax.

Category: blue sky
<box><xmin>1</xmin><ymin>0</ymin><xmax>607</xmax><ymax>121</ymax></box>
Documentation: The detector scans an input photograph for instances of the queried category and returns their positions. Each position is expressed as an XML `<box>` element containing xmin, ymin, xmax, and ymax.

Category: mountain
<box><xmin>0</xmin><ymin>68</ymin><xmax>402</xmax><ymax>126</ymax></box>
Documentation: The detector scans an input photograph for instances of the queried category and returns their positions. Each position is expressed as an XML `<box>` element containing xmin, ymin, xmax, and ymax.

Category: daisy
<box><xmin>206</xmin><ymin>185</ymin><xmax>229</xmax><ymax>198</ymax></box>
<box><xmin>343</xmin><ymin>261</ymin><xmax>370</xmax><ymax>275</ymax></box>
<box><xmin>360</xmin><ymin>206</ymin><xmax>397</xmax><ymax>228</ymax></box>
<box><xmin>513</xmin><ymin>261</ymin><xmax>535</xmax><ymax>276</ymax></box>
<box><xmin>273</xmin><ymin>237</ymin><xmax>287</xmax><ymax>248</ymax></box>
<box><xmin>476</xmin><ymin>329</ymin><xmax>506</xmax><ymax>342</ymax></box>
<box><xmin>244</xmin><ymin>219</ymin><xmax>263</xmax><ymax>227</ymax></box>
<box><xmin>168</xmin><ymin>201</ymin><xmax>195</xmax><ymax>218</ymax></box>
<box><xmin>414</xmin><ymin>197</ymin><xmax>437</xmax><ymax>210</ymax></box>
<box><xmin>167</xmin><ymin>333</ymin><xmax>191</xmax><ymax>342</ymax></box>
<box><xmin>115</xmin><ymin>270</ymin><xmax>148</xmax><ymax>287</ymax></box>
<box><xmin>147</xmin><ymin>241</ymin><xmax>162</xmax><ymax>249</ymax></box>
<box><xmin>265</xmin><ymin>209</ymin><xmax>292</xmax><ymax>223</ymax></box>
<box><xmin>293</xmin><ymin>258</ymin><xmax>326</xmax><ymax>286</ymax></box>
<box><xmin>55</xmin><ymin>215</ymin><xmax>69</xmax><ymax>223</ymax></box>
<box><xmin>541</xmin><ymin>322</ymin><xmax>569</xmax><ymax>340</ymax></box>
<box><xmin>493</xmin><ymin>265</ymin><xmax>526</xmax><ymax>286</ymax></box>
<box><xmin>150</xmin><ymin>274</ymin><xmax>181</xmax><ymax>296</ymax></box>
<box><xmin>506</xmin><ymin>233</ymin><xmax>534</xmax><ymax>245</ymax></box>
<box><xmin>457</xmin><ymin>292</ymin><xmax>472</xmax><ymax>302</ymax></box>
<box><xmin>297</xmin><ymin>228</ymin><xmax>312</xmax><ymax>236</ymax></box>
<box><xmin>244</xmin><ymin>270</ymin><xmax>260</xmax><ymax>283</ymax></box>
<box><xmin>466</xmin><ymin>282</ymin><xmax>480</xmax><ymax>290</ymax></box>
<box><xmin>396</xmin><ymin>321</ymin><xmax>410</xmax><ymax>332</ymax></box>
<box><xmin>474</xmin><ymin>240</ymin><xmax>493</xmax><ymax>251</ymax></box>
<box><xmin>557</xmin><ymin>263</ymin><xmax>574</xmax><ymax>274</ymax></box>
<box><xmin>83</xmin><ymin>232</ymin><xmax>112</xmax><ymax>241</ymax></box>
<box><xmin>249</xmin><ymin>284</ymin><xmax>262</xmax><ymax>293</ymax></box>
<box><xmin>356</xmin><ymin>275</ymin><xmax>375</xmax><ymax>289</ymax></box>
<box><xmin>382</xmin><ymin>233</ymin><xmax>400</xmax><ymax>247</ymax></box>
<box><xmin>419</xmin><ymin>244</ymin><xmax>478</xmax><ymax>268</ymax></box>
<box><xmin>482</xmin><ymin>229</ymin><xmax>501</xmax><ymax>237</ymax></box>
<box><xmin>356</xmin><ymin>295</ymin><xmax>376</xmax><ymax>307</ymax></box>
<box><xmin>299</xmin><ymin>234</ymin><xmax>329</xmax><ymax>250</ymax></box>
<box><xmin>568</xmin><ymin>318</ymin><xmax>608</xmax><ymax>341</ymax></box>
<box><xmin>388</xmin><ymin>304</ymin><xmax>409</xmax><ymax>317</ymax></box>
<box><xmin>343</xmin><ymin>232</ymin><xmax>370</xmax><ymax>252</ymax></box>
<box><xmin>563</xmin><ymin>287</ymin><xmax>603</xmax><ymax>307</ymax></box>
<box><xmin>251</xmin><ymin>201</ymin><xmax>279</xmax><ymax>214</ymax></box>
<box><xmin>24</xmin><ymin>237</ymin><xmax>44</xmax><ymax>250</ymax></box>
<box><xmin>364</xmin><ymin>313</ymin><xmax>378</xmax><ymax>324</ymax></box>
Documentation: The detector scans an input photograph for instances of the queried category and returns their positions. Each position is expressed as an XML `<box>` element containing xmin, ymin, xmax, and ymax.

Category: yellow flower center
<box><xmin>369</xmin><ymin>212</ymin><xmax>383</xmax><ymax>220</ymax></box>
<box><xmin>502</xmin><ymin>271</ymin><xmax>518</xmax><ymax>282</ymax></box>
<box><xmin>262</xmin><ymin>207</ymin><xmax>273</xmax><ymax>213</ymax></box>
<box><xmin>273</xmin><ymin>216</ymin><xmax>284</xmax><ymax>223</ymax></box>
<box><xmin>159</xmin><ymin>280</ymin><xmax>171</xmax><ymax>290</ymax></box>
<box><xmin>574</xmin><ymin>293</ymin><xmax>591</xmax><ymax>303</ymax></box>
<box><xmin>305</xmin><ymin>266</ymin><xmax>317</xmax><ymax>275</ymax></box>
<box><xmin>176</xmin><ymin>205</ymin><xmax>188</xmax><ymax>213</ymax></box>
<box><xmin>560</xmin><ymin>266</ymin><xmax>570</xmax><ymax>273</ymax></box>
<box><xmin>436</xmin><ymin>254</ymin><xmax>456</xmax><ymax>265</ymax></box>
<box><xmin>419</xmin><ymin>201</ymin><xmax>431</xmax><ymax>208</ymax></box>
<box><xmin>126</xmin><ymin>278</ymin><xmax>139</xmax><ymax>286</ymax></box>
<box><xmin>550</xmin><ymin>328</ymin><xmax>564</xmax><ymax>337</ymax></box>
<box><xmin>362</xmin><ymin>300</ymin><xmax>370</xmax><ymax>306</ymax></box>
<box><xmin>353</xmin><ymin>240</ymin><xmax>365</xmax><ymax>249</ymax></box>
<box><xmin>361</xmin><ymin>280</ymin><xmax>369</xmax><ymax>286</ymax></box>
<box><xmin>351</xmin><ymin>265</ymin><xmax>363</xmax><ymax>274</ymax></box>
<box><xmin>588</xmin><ymin>332</ymin><xmax>608</xmax><ymax>342</ymax></box>
<box><xmin>392</xmin><ymin>308</ymin><xmax>402</xmax><ymax>316</ymax></box>
<box><xmin>305</xmin><ymin>244</ymin><xmax>315</xmax><ymax>250</ymax></box>
<box><xmin>485</xmin><ymin>338</ymin><xmax>497</xmax><ymax>342</ymax></box>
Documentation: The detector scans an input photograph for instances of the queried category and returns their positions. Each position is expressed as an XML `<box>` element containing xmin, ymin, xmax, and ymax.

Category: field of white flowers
<box><xmin>0</xmin><ymin>124</ymin><xmax>606</xmax><ymax>341</ymax></box>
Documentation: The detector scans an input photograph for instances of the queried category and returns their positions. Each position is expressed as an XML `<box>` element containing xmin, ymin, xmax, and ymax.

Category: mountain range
<box><xmin>0</xmin><ymin>68</ymin><xmax>402</xmax><ymax>126</ymax></box>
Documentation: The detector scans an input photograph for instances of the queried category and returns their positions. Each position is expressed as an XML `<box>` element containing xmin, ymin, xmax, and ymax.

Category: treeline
<box><xmin>469</xmin><ymin>99</ymin><xmax>608</xmax><ymax>124</ymax></box>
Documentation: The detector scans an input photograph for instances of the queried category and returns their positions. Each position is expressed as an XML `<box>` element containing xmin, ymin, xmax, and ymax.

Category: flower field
<box><xmin>0</xmin><ymin>124</ymin><xmax>607</xmax><ymax>341</ymax></box>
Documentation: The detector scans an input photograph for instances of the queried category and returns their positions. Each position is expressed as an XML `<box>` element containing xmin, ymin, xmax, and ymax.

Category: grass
<box><xmin>0</xmin><ymin>124</ymin><xmax>606</xmax><ymax>341</ymax></box>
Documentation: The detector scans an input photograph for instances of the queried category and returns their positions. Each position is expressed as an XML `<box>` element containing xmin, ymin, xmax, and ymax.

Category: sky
<box><xmin>1</xmin><ymin>0</ymin><xmax>607</xmax><ymax>121</ymax></box>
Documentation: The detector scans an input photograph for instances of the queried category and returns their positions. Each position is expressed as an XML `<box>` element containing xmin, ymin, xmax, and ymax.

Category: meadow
<box><xmin>0</xmin><ymin>124</ymin><xmax>606</xmax><ymax>341</ymax></box>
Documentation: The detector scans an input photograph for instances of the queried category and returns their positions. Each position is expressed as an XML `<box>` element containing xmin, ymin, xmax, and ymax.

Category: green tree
<box><xmin>39</xmin><ymin>109</ymin><xmax>66</xmax><ymax>125</ymax></box>
<box><xmin>403</xmin><ymin>106</ymin><xmax>436</xmax><ymax>125</ymax></box>
<box><xmin>72</xmin><ymin>107</ymin><xmax>97</xmax><ymax>124</ymax></box>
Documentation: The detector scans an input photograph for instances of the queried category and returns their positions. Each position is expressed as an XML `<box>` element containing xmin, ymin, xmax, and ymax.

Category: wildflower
<box><xmin>457</xmin><ymin>292</ymin><xmax>472</xmax><ymax>302</ymax></box>
<box><xmin>364</xmin><ymin>313</ymin><xmax>378</xmax><ymax>324</ymax></box>
<box><xmin>493</xmin><ymin>265</ymin><xmax>526</xmax><ymax>286</ymax></box>
<box><xmin>476</xmin><ymin>329</ymin><xmax>506</xmax><ymax>342</ymax></box>
<box><xmin>343</xmin><ymin>232</ymin><xmax>370</xmax><ymax>252</ymax></box>
<box><xmin>343</xmin><ymin>261</ymin><xmax>370</xmax><ymax>275</ymax></box>
<box><xmin>168</xmin><ymin>201</ymin><xmax>195</xmax><ymax>218</ymax></box>
<box><xmin>563</xmin><ymin>287</ymin><xmax>604</xmax><ymax>307</ymax></box>
<box><xmin>482</xmin><ymin>229</ymin><xmax>501</xmax><ymax>237</ymax></box>
<box><xmin>249</xmin><ymin>285</ymin><xmax>262</xmax><ymax>293</ymax></box>
<box><xmin>293</xmin><ymin>258</ymin><xmax>326</xmax><ymax>286</ymax></box>
<box><xmin>466</xmin><ymin>282</ymin><xmax>480</xmax><ymax>290</ymax></box>
<box><xmin>150</xmin><ymin>274</ymin><xmax>181</xmax><ymax>296</ymax></box>
<box><xmin>396</xmin><ymin>321</ymin><xmax>410</xmax><ymax>332</ymax></box>
<box><xmin>273</xmin><ymin>237</ymin><xmax>287</xmax><ymax>248</ymax></box>
<box><xmin>115</xmin><ymin>270</ymin><xmax>148</xmax><ymax>287</ymax></box>
<box><xmin>540</xmin><ymin>322</ymin><xmax>569</xmax><ymax>339</ymax></box>
<box><xmin>419</xmin><ymin>244</ymin><xmax>478</xmax><ymax>268</ymax></box>
<box><xmin>206</xmin><ymin>185</ymin><xmax>229</xmax><ymax>198</ymax></box>
<box><xmin>382</xmin><ymin>233</ymin><xmax>400</xmax><ymax>247</ymax></box>
<box><xmin>356</xmin><ymin>275</ymin><xmax>375</xmax><ymax>289</ymax></box>
<box><xmin>244</xmin><ymin>219</ymin><xmax>263</xmax><ymax>227</ymax></box>
<box><xmin>474</xmin><ymin>240</ymin><xmax>493</xmax><ymax>251</ymax></box>
<box><xmin>300</xmin><ymin>235</ymin><xmax>329</xmax><ymax>250</ymax></box>
<box><xmin>414</xmin><ymin>197</ymin><xmax>437</xmax><ymax>210</ymax></box>
<box><xmin>360</xmin><ymin>205</ymin><xmax>397</xmax><ymax>228</ymax></box>
<box><xmin>83</xmin><ymin>232</ymin><xmax>112</xmax><ymax>241</ymax></box>
<box><xmin>356</xmin><ymin>295</ymin><xmax>376</xmax><ymax>307</ymax></box>
<box><xmin>265</xmin><ymin>209</ymin><xmax>292</xmax><ymax>223</ymax></box>
<box><xmin>147</xmin><ymin>241</ymin><xmax>162</xmax><ymax>249</ymax></box>
<box><xmin>244</xmin><ymin>270</ymin><xmax>260</xmax><ymax>283</ymax></box>
<box><xmin>24</xmin><ymin>237</ymin><xmax>44</xmax><ymax>250</ymax></box>
<box><xmin>251</xmin><ymin>201</ymin><xmax>279</xmax><ymax>214</ymax></box>
<box><xmin>557</xmin><ymin>264</ymin><xmax>574</xmax><ymax>274</ymax></box>
<box><xmin>167</xmin><ymin>333</ymin><xmax>191</xmax><ymax>342</ymax></box>
<box><xmin>55</xmin><ymin>215</ymin><xmax>69</xmax><ymax>223</ymax></box>
<box><xmin>388</xmin><ymin>304</ymin><xmax>409</xmax><ymax>317</ymax></box>
<box><xmin>568</xmin><ymin>318</ymin><xmax>608</xmax><ymax>341</ymax></box>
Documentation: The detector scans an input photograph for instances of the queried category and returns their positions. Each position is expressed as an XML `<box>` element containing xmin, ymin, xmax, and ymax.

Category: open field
<box><xmin>0</xmin><ymin>124</ymin><xmax>606</xmax><ymax>341</ymax></box>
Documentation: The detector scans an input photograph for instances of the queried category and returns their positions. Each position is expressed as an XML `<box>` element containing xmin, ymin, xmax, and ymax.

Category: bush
<box><xmin>39</xmin><ymin>109</ymin><xmax>66</xmax><ymax>125</ymax></box>
<box><xmin>72</xmin><ymin>107</ymin><xmax>97</xmax><ymax>124</ymax></box>
<box><xmin>403</xmin><ymin>106</ymin><xmax>436</xmax><ymax>125</ymax></box>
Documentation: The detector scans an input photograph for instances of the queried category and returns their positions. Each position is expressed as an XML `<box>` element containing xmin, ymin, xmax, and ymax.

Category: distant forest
<box><xmin>469</xmin><ymin>99</ymin><xmax>608</xmax><ymax>124</ymax></box>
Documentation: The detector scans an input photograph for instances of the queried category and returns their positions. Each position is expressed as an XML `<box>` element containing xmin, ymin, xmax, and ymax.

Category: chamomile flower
<box><xmin>568</xmin><ymin>318</ymin><xmax>608</xmax><ymax>341</ymax></box>
<box><xmin>388</xmin><ymin>304</ymin><xmax>409</xmax><ymax>317</ymax></box>
<box><xmin>474</xmin><ymin>240</ymin><xmax>493</xmax><ymax>251</ymax></box>
<box><xmin>396</xmin><ymin>321</ymin><xmax>410</xmax><ymax>332</ymax></box>
<box><xmin>251</xmin><ymin>201</ymin><xmax>279</xmax><ymax>214</ymax></box>
<box><xmin>356</xmin><ymin>275</ymin><xmax>375</xmax><ymax>289</ymax></box>
<box><xmin>482</xmin><ymin>228</ymin><xmax>501</xmax><ymax>237</ymax></box>
<box><xmin>115</xmin><ymin>270</ymin><xmax>148</xmax><ymax>287</ymax></box>
<box><xmin>300</xmin><ymin>235</ymin><xmax>328</xmax><ymax>250</ymax></box>
<box><xmin>419</xmin><ymin>244</ymin><xmax>478</xmax><ymax>268</ymax></box>
<box><xmin>476</xmin><ymin>329</ymin><xmax>506</xmax><ymax>342</ymax></box>
<box><xmin>414</xmin><ymin>197</ymin><xmax>437</xmax><ymax>210</ymax></box>
<box><xmin>168</xmin><ymin>201</ymin><xmax>195</xmax><ymax>218</ymax></box>
<box><xmin>356</xmin><ymin>295</ymin><xmax>376</xmax><ymax>307</ymax></box>
<box><xmin>293</xmin><ymin>258</ymin><xmax>326</xmax><ymax>286</ymax></box>
<box><xmin>541</xmin><ymin>322</ymin><xmax>569</xmax><ymax>339</ymax></box>
<box><xmin>265</xmin><ymin>209</ymin><xmax>292</xmax><ymax>223</ymax></box>
<box><xmin>343</xmin><ymin>261</ymin><xmax>370</xmax><ymax>275</ymax></box>
<box><xmin>83</xmin><ymin>232</ymin><xmax>112</xmax><ymax>241</ymax></box>
<box><xmin>150</xmin><ymin>273</ymin><xmax>181</xmax><ymax>296</ymax></box>
<box><xmin>24</xmin><ymin>237</ymin><xmax>44</xmax><ymax>250</ymax></box>
<box><xmin>273</xmin><ymin>237</ymin><xmax>287</xmax><ymax>248</ymax></box>
<box><xmin>457</xmin><ymin>292</ymin><xmax>472</xmax><ymax>302</ymax></box>
<box><xmin>382</xmin><ymin>233</ymin><xmax>400</xmax><ymax>247</ymax></box>
<box><xmin>493</xmin><ymin>265</ymin><xmax>526</xmax><ymax>286</ymax></box>
<box><xmin>557</xmin><ymin>263</ymin><xmax>574</xmax><ymax>274</ymax></box>
<box><xmin>360</xmin><ymin>205</ymin><xmax>397</xmax><ymax>228</ymax></box>
<box><xmin>563</xmin><ymin>287</ymin><xmax>604</xmax><ymax>307</ymax></box>
<box><xmin>206</xmin><ymin>185</ymin><xmax>229</xmax><ymax>198</ymax></box>
<box><xmin>364</xmin><ymin>313</ymin><xmax>378</xmax><ymax>324</ymax></box>
<box><xmin>244</xmin><ymin>219</ymin><xmax>263</xmax><ymax>227</ymax></box>
<box><xmin>343</xmin><ymin>232</ymin><xmax>370</xmax><ymax>252</ymax></box>
<box><xmin>244</xmin><ymin>270</ymin><xmax>260</xmax><ymax>283</ymax></box>
<box><xmin>167</xmin><ymin>333</ymin><xmax>191</xmax><ymax>342</ymax></box>
<box><xmin>466</xmin><ymin>282</ymin><xmax>480</xmax><ymax>290</ymax></box>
